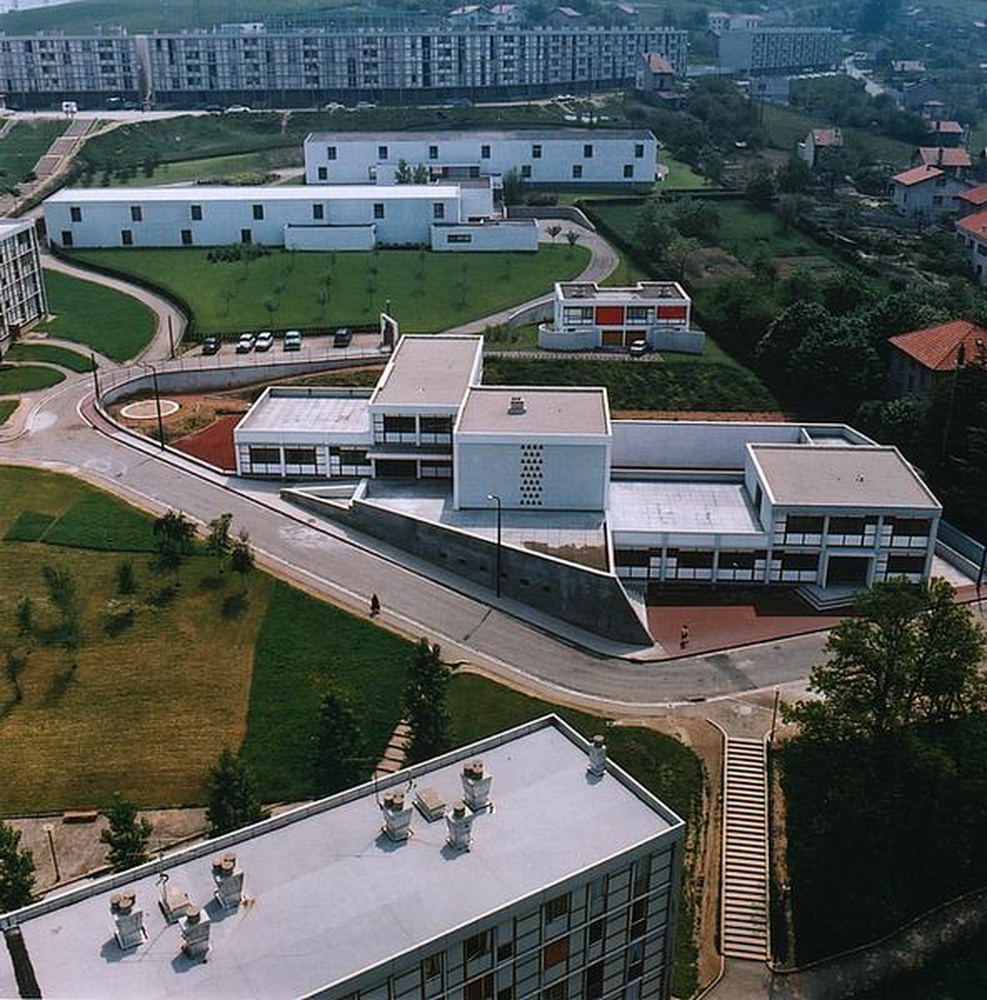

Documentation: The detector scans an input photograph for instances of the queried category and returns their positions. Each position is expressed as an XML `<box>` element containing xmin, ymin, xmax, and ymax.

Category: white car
<box><xmin>255</xmin><ymin>330</ymin><xmax>274</xmax><ymax>352</ymax></box>
<box><xmin>224</xmin><ymin>105</ymin><xmax>251</xmax><ymax>114</ymax></box>
<box><xmin>235</xmin><ymin>332</ymin><xmax>256</xmax><ymax>353</ymax></box>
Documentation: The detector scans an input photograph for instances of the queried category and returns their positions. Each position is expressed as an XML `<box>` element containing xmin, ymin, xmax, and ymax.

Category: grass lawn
<box><xmin>0</xmin><ymin>120</ymin><xmax>64</xmax><ymax>193</ymax></box>
<box><xmin>0</xmin><ymin>363</ymin><xmax>64</xmax><ymax>393</ymax></box>
<box><xmin>74</xmin><ymin>148</ymin><xmax>303</xmax><ymax>188</ymax></box>
<box><xmin>37</xmin><ymin>269</ymin><xmax>156</xmax><ymax>361</ymax></box>
<box><xmin>713</xmin><ymin>201</ymin><xmax>833</xmax><ymax>264</ymax></box>
<box><xmin>6</xmin><ymin>343</ymin><xmax>93</xmax><ymax>373</ymax></box>
<box><xmin>66</xmin><ymin>245</ymin><xmax>590</xmax><ymax>336</ymax></box>
<box><xmin>0</xmin><ymin>399</ymin><xmax>17</xmax><ymax>425</ymax></box>
<box><xmin>484</xmin><ymin>353</ymin><xmax>778</xmax><ymax>411</ymax></box>
<box><xmin>661</xmin><ymin>153</ymin><xmax>707</xmax><ymax>191</ymax></box>
<box><xmin>761</xmin><ymin>105</ymin><xmax>913</xmax><ymax>165</ymax></box>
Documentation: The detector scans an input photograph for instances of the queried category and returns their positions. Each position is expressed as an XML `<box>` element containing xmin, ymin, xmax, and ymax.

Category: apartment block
<box><xmin>0</xmin><ymin>219</ymin><xmax>47</xmax><ymax>359</ymax></box>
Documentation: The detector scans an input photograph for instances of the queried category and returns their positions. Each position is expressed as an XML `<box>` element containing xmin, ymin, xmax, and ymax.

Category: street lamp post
<box><xmin>42</xmin><ymin>823</ymin><xmax>60</xmax><ymax>884</ymax></box>
<box><xmin>140</xmin><ymin>361</ymin><xmax>166</xmax><ymax>450</ymax></box>
<box><xmin>487</xmin><ymin>493</ymin><xmax>502</xmax><ymax>598</ymax></box>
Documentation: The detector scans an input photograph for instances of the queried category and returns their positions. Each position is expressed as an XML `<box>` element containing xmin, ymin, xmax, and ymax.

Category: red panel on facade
<box><xmin>595</xmin><ymin>305</ymin><xmax>624</xmax><ymax>325</ymax></box>
<box><xmin>657</xmin><ymin>305</ymin><xmax>688</xmax><ymax>319</ymax></box>
<box><xmin>602</xmin><ymin>330</ymin><xmax>623</xmax><ymax>346</ymax></box>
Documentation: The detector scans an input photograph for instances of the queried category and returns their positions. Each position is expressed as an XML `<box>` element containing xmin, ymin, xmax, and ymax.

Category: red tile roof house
<box><xmin>956</xmin><ymin>184</ymin><xmax>987</xmax><ymax>217</ymax></box>
<box><xmin>956</xmin><ymin>208</ymin><xmax>987</xmax><ymax>285</ymax></box>
<box><xmin>798</xmin><ymin>127</ymin><xmax>843</xmax><ymax>169</ymax></box>
<box><xmin>926</xmin><ymin>119</ymin><xmax>965</xmax><ymax>147</ymax></box>
<box><xmin>912</xmin><ymin>146</ymin><xmax>972</xmax><ymax>179</ymax></box>
<box><xmin>888</xmin><ymin>320</ymin><xmax>987</xmax><ymax>396</ymax></box>
<box><xmin>890</xmin><ymin>164</ymin><xmax>967</xmax><ymax>220</ymax></box>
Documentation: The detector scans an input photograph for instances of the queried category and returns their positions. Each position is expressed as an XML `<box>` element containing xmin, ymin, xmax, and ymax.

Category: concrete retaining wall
<box><xmin>507</xmin><ymin>205</ymin><xmax>596</xmax><ymax>230</ymax></box>
<box><xmin>284</xmin><ymin>489</ymin><xmax>652</xmax><ymax>646</ymax></box>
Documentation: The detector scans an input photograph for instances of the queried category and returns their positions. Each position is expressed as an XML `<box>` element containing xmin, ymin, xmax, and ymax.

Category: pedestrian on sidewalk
<box><xmin>370</xmin><ymin>593</ymin><xmax>381</xmax><ymax>618</ymax></box>
<box><xmin>680</xmin><ymin>624</ymin><xmax>690</xmax><ymax>650</ymax></box>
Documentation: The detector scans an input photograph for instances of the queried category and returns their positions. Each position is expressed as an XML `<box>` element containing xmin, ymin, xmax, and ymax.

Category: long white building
<box><xmin>0</xmin><ymin>716</ymin><xmax>686</xmax><ymax>1000</ymax></box>
<box><xmin>0</xmin><ymin>219</ymin><xmax>47</xmax><ymax>360</ymax></box>
<box><xmin>303</xmin><ymin>130</ymin><xmax>658</xmax><ymax>189</ymax></box>
<box><xmin>43</xmin><ymin>183</ymin><xmax>538</xmax><ymax>252</ymax></box>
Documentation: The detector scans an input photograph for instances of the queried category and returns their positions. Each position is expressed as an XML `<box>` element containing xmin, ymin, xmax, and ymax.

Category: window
<box><xmin>465</xmin><ymin>975</ymin><xmax>494</xmax><ymax>1000</ymax></box>
<box><xmin>890</xmin><ymin>517</ymin><xmax>929</xmax><ymax>537</ymax></box>
<box><xmin>588</xmin><ymin>918</ymin><xmax>605</xmax><ymax>944</ymax></box>
<box><xmin>572</xmin><ymin>164</ymin><xmax>583</xmax><ymax>179</ymax></box>
<box><xmin>543</xmin><ymin>893</ymin><xmax>570</xmax><ymax>925</ymax></box>
<box><xmin>61</xmin><ymin>230</ymin><xmax>73</xmax><ymax>247</ymax></box>
<box><xmin>829</xmin><ymin>516</ymin><xmax>868</xmax><ymax>535</ymax></box>
<box><xmin>623</xmin><ymin>164</ymin><xmax>634</xmax><ymax>178</ymax></box>
<box><xmin>543</xmin><ymin>936</ymin><xmax>570</xmax><ymax>970</ymax></box>
<box><xmin>181</xmin><ymin>229</ymin><xmax>192</xmax><ymax>246</ymax></box>
<box><xmin>720</xmin><ymin>550</ymin><xmax>764</xmax><ymax>570</ymax></box>
<box><xmin>249</xmin><ymin>446</ymin><xmax>279</xmax><ymax>465</ymax></box>
<box><xmin>464</xmin><ymin>929</ymin><xmax>492</xmax><ymax>963</ymax></box>
<box><xmin>634</xmin><ymin>142</ymin><xmax>644</xmax><ymax>158</ymax></box>
<box><xmin>626</xmin><ymin>940</ymin><xmax>644</xmax><ymax>981</ymax></box>
<box><xmin>532</xmin><ymin>143</ymin><xmax>542</xmax><ymax>158</ymax></box>
<box><xmin>70</xmin><ymin>206</ymin><xmax>82</xmax><ymax>222</ymax></box>
<box><xmin>252</xmin><ymin>204</ymin><xmax>264</xmax><ymax>220</ymax></box>
<box><xmin>121</xmin><ymin>229</ymin><xmax>133</xmax><ymax>246</ymax></box>
<box><xmin>543</xmin><ymin>982</ymin><xmax>567</xmax><ymax>1000</ymax></box>
<box><xmin>429</xmin><ymin>144</ymin><xmax>439</xmax><ymax>160</ymax></box>
<box><xmin>585</xmin><ymin>962</ymin><xmax>605</xmax><ymax>1000</ymax></box>
<box><xmin>626</xmin><ymin>305</ymin><xmax>651</xmax><ymax>323</ymax></box>
<box><xmin>373</xmin><ymin>202</ymin><xmax>385</xmax><ymax>219</ymax></box>
<box><xmin>284</xmin><ymin>447</ymin><xmax>317</xmax><ymax>465</ymax></box>
<box><xmin>675</xmin><ymin>550</ymin><xmax>713</xmax><ymax>570</ymax></box>
<box><xmin>378</xmin><ymin>144</ymin><xmax>389</xmax><ymax>159</ymax></box>
<box><xmin>481</xmin><ymin>144</ymin><xmax>491</xmax><ymax>159</ymax></box>
<box><xmin>130</xmin><ymin>205</ymin><xmax>142</xmax><ymax>222</ymax></box>
<box><xmin>497</xmin><ymin>989</ymin><xmax>513</xmax><ymax>1000</ymax></box>
<box><xmin>628</xmin><ymin>898</ymin><xmax>647</xmax><ymax>940</ymax></box>
<box><xmin>433</xmin><ymin>202</ymin><xmax>445</xmax><ymax>220</ymax></box>
<box><xmin>317</xmin><ymin>166</ymin><xmax>328</xmax><ymax>181</ymax></box>
<box><xmin>779</xmin><ymin>551</ymin><xmax>818</xmax><ymax>571</ymax></box>
<box><xmin>587</xmin><ymin>876</ymin><xmax>606</xmax><ymax>916</ymax></box>
<box><xmin>382</xmin><ymin>415</ymin><xmax>415</xmax><ymax>435</ymax></box>
<box><xmin>496</xmin><ymin>939</ymin><xmax>514</xmax><ymax>962</ymax></box>
<box><xmin>521</xmin><ymin>164</ymin><xmax>532</xmax><ymax>178</ymax></box>
<box><xmin>191</xmin><ymin>204</ymin><xmax>202</xmax><ymax>221</ymax></box>
<box><xmin>421</xmin><ymin>953</ymin><xmax>444</xmax><ymax>996</ymax></box>
<box><xmin>420</xmin><ymin>416</ymin><xmax>452</xmax><ymax>436</ymax></box>
<box><xmin>313</xmin><ymin>203</ymin><xmax>325</xmax><ymax>220</ymax></box>
<box><xmin>241</xmin><ymin>228</ymin><xmax>252</xmax><ymax>244</ymax></box>
<box><xmin>583</xmin><ymin>143</ymin><xmax>594</xmax><ymax>158</ymax></box>
<box><xmin>447</xmin><ymin>233</ymin><xmax>473</xmax><ymax>243</ymax></box>
<box><xmin>326</xmin><ymin>145</ymin><xmax>337</xmax><ymax>160</ymax></box>
<box><xmin>632</xmin><ymin>857</ymin><xmax>650</xmax><ymax>897</ymax></box>
<box><xmin>615</xmin><ymin>549</ymin><xmax>649</xmax><ymax>568</ymax></box>
<box><xmin>786</xmin><ymin>515</ymin><xmax>824</xmax><ymax>535</ymax></box>
<box><xmin>888</xmin><ymin>554</ymin><xmax>925</xmax><ymax>574</ymax></box>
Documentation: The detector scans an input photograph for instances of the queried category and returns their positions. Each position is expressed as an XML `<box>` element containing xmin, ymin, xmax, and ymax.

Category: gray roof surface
<box><xmin>558</xmin><ymin>281</ymin><xmax>687</xmax><ymax>303</ymax></box>
<box><xmin>305</xmin><ymin>128</ymin><xmax>654</xmax><ymax>143</ymax></box>
<box><xmin>0</xmin><ymin>218</ymin><xmax>33</xmax><ymax>235</ymax></box>
<box><xmin>235</xmin><ymin>390</ymin><xmax>370</xmax><ymax>435</ymax></box>
<box><xmin>457</xmin><ymin>386</ymin><xmax>609</xmax><ymax>436</ymax></box>
<box><xmin>1</xmin><ymin>719</ymin><xmax>679</xmax><ymax>1000</ymax></box>
<box><xmin>751</xmin><ymin>445</ymin><xmax>941</xmax><ymax>509</ymax></box>
<box><xmin>608</xmin><ymin>480</ymin><xmax>763</xmax><ymax>535</ymax></box>
<box><xmin>371</xmin><ymin>335</ymin><xmax>482</xmax><ymax>410</ymax></box>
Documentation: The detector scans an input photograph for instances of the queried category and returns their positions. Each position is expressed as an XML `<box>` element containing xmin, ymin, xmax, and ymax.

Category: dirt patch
<box><xmin>110</xmin><ymin>391</ymin><xmax>250</xmax><ymax>439</ymax></box>
<box><xmin>524</xmin><ymin>540</ymin><xmax>608</xmax><ymax>570</ymax></box>
<box><xmin>173</xmin><ymin>414</ymin><xmax>240</xmax><ymax>471</ymax></box>
<box><xmin>773</xmin><ymin>255</ymin><xmax>842</xmax><ymax>279</ymax></box>
<box><xmin>689</xmin><ymin>246</ymin><xmax>753</xmax><ymax>289</ymax></box>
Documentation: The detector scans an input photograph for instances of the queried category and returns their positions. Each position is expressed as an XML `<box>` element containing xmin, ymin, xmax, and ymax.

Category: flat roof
<box><xmin>457</xmin><ymin>386</ymin><xmax>609</xmax><ymax>436</ymax></box>
<box><xmin>0</xmin><ymin>718</ymin><xmax>681</xmax><ymax>1000</ymax></box>
<box><xmin>557</xmin><ymin>281</ymin><xmax>687</xmax><ymax>303</ymax></box>
<box><xmin>608</xmin><ymin>480</ymin><xmax>763</xmax><ymax>535</ymax></box>
<box><xmin>46</xmin><ymin>184</ymin><xmax>461</xmax><ymax>204</ymax></box>
<box><xmin>370</xmin><ymin>335</ymin><xmax>482</xmax><ymax>410</ymax></box>
<box><xmin>751</xmin><ymin>445</ymin><xmax>941</xmax><ymax>510</ymax></box>
<box><xmin>0</xmin><ymin>218</ymin><xmax>33</xmax><ymax>235</ymax></box>
<box><xmin>305</xmin><ymin>128</ymin><xmax>655</xmax><ymax>143</ymax></box>
<box><xmin>234</xmin><ymin>389</ymin><xmax>370</xmax><ymax>436</ymax></box>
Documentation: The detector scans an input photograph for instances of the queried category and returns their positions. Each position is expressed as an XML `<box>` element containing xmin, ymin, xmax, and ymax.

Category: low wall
<box><xmin>284</xmin><ymin>489</ymin><xmax>652</xmax><ymax>646</ymax></box>
<box><xmin>654</xmin><ymin>328</ymin><xmax>705</xmax><ymax>354</ymax></box>
<box><xmin>507</xmin><ymin>205</ymin><xmax>596</xmax><ymax>230</ymax></box>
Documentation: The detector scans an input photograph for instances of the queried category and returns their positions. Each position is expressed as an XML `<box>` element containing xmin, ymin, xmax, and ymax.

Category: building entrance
<box><xmin>825</xmin><ymin>555</ymin><xmax>871</xmax><ymax>588</ymax></box>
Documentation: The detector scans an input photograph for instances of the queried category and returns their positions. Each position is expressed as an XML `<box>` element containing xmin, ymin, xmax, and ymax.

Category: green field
<box><xmin>0</xmin><ymin>364</ymin><xmax>64</xmax><ymax>393</ymax></box>
<box><xmin>661</xmin><ymin>153</ymin><xmax>707</xmax><ymax>191</ymax></box>
<box><xmin>36</xmin><ymin>269</ymin><xmax>156</xmax><ymax>361</ymax></box>
<box><xmin>74</xmin><ymin>148</ymin><xmax>304</xmax><ymax>188</ymax></box>
<box><xmin>5</xmin><ymin>343</ymin><xmax>92</xmax><ymax>373</ymax></box>
<box><xmin>0</xmin><ymin>399</ymin><xmax>17</xmax><ymax>425</ymax></box>
<box><xmin>67</xmin><ymin>245</ymin><xmax>590</xmax><ymax>336</ymax></box>
<box><xmin>0</xmin><ymin>120</ymin><xmax>64</xmax><ymax>193</ymax></box>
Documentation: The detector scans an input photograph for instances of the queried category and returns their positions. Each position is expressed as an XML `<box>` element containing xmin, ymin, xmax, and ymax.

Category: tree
<box><xmin>775</xmin><ymin>156</ymin><xmax>813</xmax><ymax>194</ymax></box>
<box><xmin>412</xmin><ymin>163</ymin><xmax>429</xmax><ymax>184</ymax></box>
<box><xmin>206</xmin><ymin>512</ymin><xmax>233</xmax><ymax>573</ymax></box>
<box><xmin>745</xmin><ymin>168</ymin><xmax>776</xmax><ymax>210</ymax></box>
<box><xmin>671</xmin><ymin>197</ymin><xmax>720</xmax><ymax>241</ymax></box>
<box><xmin>230</xmin><ymin>529</ymin><xmax>255</xmax><ymax>592</ymax></box>
<box><xmin>41</xmin><ymin>565</ymin><xmax>79</xmax><ymax>647</ymax></box>
<box><xmin>100</xmin><ymin>792</ymin><xmax>153</xmax><ymax>872</ymax></box>
<box><xmin>394</xmin><ymin>158</ymin><xmax>412</xmax><ymax>184</ymax></box>
<box><xmin>633</xmin><ymin>198</ymin><xmax>673</xmax><ymax>261</ymax></box>
<box><xmin>404</xmin><ymin>638</ymin><xmax>452</xmax><ymax>764</ymax></box>
<box><xmin>785</xmin><ymin>578</ymin><xmax>987</xmax><ymax>742</ymax></box>
<box><xmin>501</xmin><ymin>168</ymin><xmax>524</xmax><ymax>206</ymax></box>
<box><xmin>115</xmin><ymin>559</ymin><xmax>137</xmax><ymax>595</ymax></box>
<box><xmin>564</xmin><ymin>229</ymin><xmax>581</xmax><ymax>255</ymax></box>
<box><xmin>152</xmin><ymin>509</ymin><xmax>196</xmax><ymax>582</ymax></box>
<box><xmin>663</xmin><ymin>235</ymin><xmax>699</xmax><ymax>282</ymax></box>
<box><xmin>206</xmin><ymin>748</ymin><xmax>265</xmax><ymax>836</ymax></box>
<box><xmin>546</xmin><ymin>224</ymin><xmax>562</xmax><ymax>242</ymax></box>
<box><xmin>0</xmin><ymin>821</ymin><xmax>35</xmax><ymax>911</ymax></box>
<box><xmin>312</xmin><ymin>691</ymin><xmax>367</xmax><ymax>795</ymax></box>
<box><xmin>15</xmin><ymin>595</ymin><xmax>33</xmax><ymax>636</ymax></box>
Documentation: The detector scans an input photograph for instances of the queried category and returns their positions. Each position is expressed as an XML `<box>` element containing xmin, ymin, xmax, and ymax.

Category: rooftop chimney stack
<box><xmin>180</xmin><ymin>907</ymin><xmax>211</xmax><ymax>961</ymax></box>
<box><xmin>461</xmin><ymin>759</ymin><xmax>493</xmax><ymax>812</ymax></box>
<box><xmin>446</xmin><ymin>800</ymin><xmax>474</xmax><ymax>851</ymax></box>
<box><xmin>212</xmin><ymin>852</ymin><xmax>245</xmax><ymax>909</ymax></box>
<box><xmin>110</xmin><ymin>892</ymin><xmax>145</xmax><ymax>950</ymax></box>
<box><xmin>588</xmin><ymin>734</ymin><xmax>608</xmax><ymax>777</ymax></box>
<box><xmin>508</xmin><ymin>395</ymin><xmax>526</xmax><ymax>415</ymax></box>
<box><xmin>381</xmin><ymin>791</ymin><xmax>414</xmax><ymax>842</ymax></box>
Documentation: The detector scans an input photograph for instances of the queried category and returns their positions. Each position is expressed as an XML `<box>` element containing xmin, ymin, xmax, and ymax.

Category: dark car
<box><xmin>333</xmin><ymin>327</ymin><xmax>352</xmax><ymax>348</ymax></box>
<box><xmin>628</xmin><ymin>339</ymin><xmax>652</xmax><ymax>357</ymax></box>
<box><xmin>201</xmin><ymin>336</ymin><xmax>221</xmax><ymax>355</ymax></box>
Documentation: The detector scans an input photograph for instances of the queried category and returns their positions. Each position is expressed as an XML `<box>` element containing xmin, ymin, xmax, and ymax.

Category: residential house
<box><xmin>925</xmin><ymin>119</ymin><xmax>964</xmax><ymax>147</ymax></box>
<box><xmin>798</xmin><ymin>127</ymin><xmax>843</xmax><ymax>169</ymax></box>
<box><xmin>956</xmin><ymin>208</ymin><xmax>987</xmax><ymax>284</ymax></box>
<box><xmin>636</xmin><ymin>52</ymin><xmax>676</xmax><ymax>100</ymax></box>
<box><xmin>890</xmin><ymin>164</ymin><xmax>966</xmax><ymax>221</ymax></box>
<box><xmin>913</xmin><ymin>147</ymin><xmax>971</xmax><ymax>179</ymax></box>
<box><xmin>888</xmin><ymin>320</ymin><xmax>987</xmax><ymax>397</ymax></box>
<box><xmin>955</xmin><ymin>184</ymin><xmax>987</xmax><ymax>217</ymax></box>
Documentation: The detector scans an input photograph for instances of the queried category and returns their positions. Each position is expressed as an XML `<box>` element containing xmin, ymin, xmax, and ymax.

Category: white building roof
<box><xmin>557</xmin><ymin>281</ymin><xmax>688</xmax><ymax>304</ymax></box>
<box><xmin>45</xmin><ymin>185</ymin><xmax>462</xmax><ymax>204</ymax></box>
<box><xmin>370</xmin><ymin>335</ymin><xmax>482</xmax><ymax>410</ymax></box>
<box><xmin>234</xmin><ymin>388</ymin><xmax>370</xmax><ymax>436</ymax></box>
<box><xmin>0</xmin><ymin>717</ymin><xmax>682</xmax><ymax>1000</ymax></box>
<box><xmin>608</xmin><ymin>481</ymin><xmax>763</xmax><ymax>535</ymax></box>
<box><xmin>0</xmin><ymin>218</ymin><xmax>34</xmax><ymax>237</ymax></box>
<box><xmin>305</xmin><ymin>128</ymin><xmax>656</xmax><ymax>144</ymax></box>
<box><xmin>457</xmin><ymin>386</ymin><xmax>610</xmax><ymax>436</ymax></box>
<box><xmin>750</xmin><ymin>444</ymin><xmax>941</xmax><ymax>510</ymax></box>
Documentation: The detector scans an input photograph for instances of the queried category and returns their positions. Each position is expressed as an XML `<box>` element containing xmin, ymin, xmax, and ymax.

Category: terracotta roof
<box><xmin>958</xmin><ymin>185</ymin><xmax>987</xmax><ymax>205</ymax></box>
<box><xmin>893</xmin><ymin>164</ymin><xmax>943</xmax><ymax>186</ymax></box>
<box><xmin>917</xmin><ymin>147</ymin><xmax>971</xmax><ymax>168</ymax></box>
<box><xmin>811</xmin><ymin>127</ymin><xmax>842</xmax><ymax>146</ymax></box>
<box><xmin>889</xmin><ymin>320</ymin><xmax>987</xmax><ymax>371</ymax></box>
<box><xmin>928</xmin><ymin>120</ymin><xmax>964</xmax><ymax>134</ymax></box>
<box><xmin>956</xmin><ymin>208</ymin><xmax>987</xmax><ymax>236</ymax></box>
<box><xmin>643</xmin><ymin>51</ymin><xmax>674</xmax><ymax>74</ymax></box>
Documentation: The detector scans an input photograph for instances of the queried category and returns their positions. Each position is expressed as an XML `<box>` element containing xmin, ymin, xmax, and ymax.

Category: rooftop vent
<box><xmin>381</xmin><ymin>790</ymin><xmax>414</xmax><ymax>842</ymax></box>
<box><xmin>157</xmin><ymin>874</ymin><xmax>193</xmax><ymax>924</ymax></box>
<box><xmin>415</xmin><ymin>786</ymin><xmax>447</xmax><ymax>822</ymax></box>
<box><xmin>588</xmin><ymin>734</ymin><xmax>608</xmax><ymax>777</ymax></box>
<box><xmin>461</xmin><ymin>759</ymin><xmax>493</xmax><ymax>812</ymax></box>
<box><xmin>180</xmin><ymin>907</ymin><xmax>211</xmax><ymax>961</ymax></box>
<box><xmin>212</xmin><ymin>852</ymin><xmax>245</xmax><ymax>910</ymax></box>
<box><xmin>508</xmin><ymin>396</ymin><xmax>526</xmax><ymax>415</ymax></box>
<box><xmin>110</xmin><ymin>891</ymin><xmax>145</xmax><ymax>950</ymax></box>
<box><xmin>446</xmin><ymin>799</ymin><xmax>474</xmax><ymax>852</ymax></box>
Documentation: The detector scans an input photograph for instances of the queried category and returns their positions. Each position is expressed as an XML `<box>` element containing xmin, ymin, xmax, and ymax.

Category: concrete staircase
<box><xmin>375</xmin><ymin>719</ymin><xmax>411</xmax><ymax>778</ymax></box>
<box><xmin>721</xmin><ymin>736</ymin><xmax>770</xmax><ymax>960</ymax></box>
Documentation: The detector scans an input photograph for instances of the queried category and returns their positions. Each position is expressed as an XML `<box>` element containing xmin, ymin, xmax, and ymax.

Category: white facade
<box><xmin>304</xmin><ymin>130</ymin><xmax>658</xmax><ymax>188</ymax></box>
<box><xmin>0</xmin><ymin>219</ymin><xmax>47</xmax><ymax>359</ymax></box>
<box><xmin>538</xmin><ymin>281</ymin><xmax>702</xmax><ymax>353</ymax></box>
<box><xmin>716</xmin><ymin>26</ymin><xmax>840</xmax><ymax>74</ymax></box>
<box><xmin>955</xmin><ymin>208</ymin><xmax>987</xmax><ymax>286</ymax></box>
<box><xmin>890</xmin><ymin>165</ymin><xmax>967</xmax><ymax>221</ymax></box>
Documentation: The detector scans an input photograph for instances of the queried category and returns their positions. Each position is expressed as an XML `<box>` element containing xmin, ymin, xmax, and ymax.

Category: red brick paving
<box><xmin>172</xmin><ymin>414</ymin><xmax>239</xmax><ymax>471</ymax></box>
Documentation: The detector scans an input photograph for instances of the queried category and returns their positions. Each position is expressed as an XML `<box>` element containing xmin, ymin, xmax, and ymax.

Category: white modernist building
<box><xmin>303</xmin><ymin>130</ymin><xmax>659</xmax><ymax>189</ymax></box>
<box><xmin>43</xmin><ymin>182</ymin><xmax>538</xmax><ymax>253</ymax></box>
<box><xmin>0</xmin><ymin>219</ymin><xmax>47</xmax><ymax>360</ymax></box>
<box><xmin>0</xmin><ymin>716</ymin><xmax>686</xmax><ymax>1000</ymax></box>
<box><xmin>234</xmin><ymin>335</ymin><xmax>943</xmax><ymax>596</ymax></box>
<box><xmin>538</xmin><ymin>281</ymin><xmax>703</xmax><ymax>353</ymax></box>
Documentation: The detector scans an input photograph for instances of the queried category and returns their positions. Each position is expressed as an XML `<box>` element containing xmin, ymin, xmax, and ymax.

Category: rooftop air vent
<box><xmin>446</xmin><ymin>800</ymin><xmax>474</xmax><ymax>852</ymax></box>
<box><xmin>381</xmin><ymin>791</ymin><xmax>414</xmax><ymax>842</ymax></box>
<box><xmin>157</xmin><ymin>873</ymin><xmax>193</xmax><ymax>924</ymax></box>
<box><xmin>461</xmin><ymin>759</ymin><xmax>493</xmax><ymax>812</ymax></box>
<box><xmin>415</xmin><ymin>786</ymin><xmax>446</xmax><ymax>822</ymax></box>
<box><xmin>508</xmin><ymin>396</ymin><xmax>526</xmax><ymax>415</ymax></box>
<box><xmin>180</xmin><ymin>907</ymin><xmax>211</xmax><ymax>961</ymax></box>
<box><xmin>212</xmin><ymin>852</ymin><xmax>245</xmax><ymax>909</ymax></box>
<box><xmin>110</xmin><ymin>892</ymin><xmax>145</xmax><ymax>950</ymax></box>
<box><xmin>588</xmin><ymin>734</ymin><xmax>608</xmax><ymax>777</ymax></box>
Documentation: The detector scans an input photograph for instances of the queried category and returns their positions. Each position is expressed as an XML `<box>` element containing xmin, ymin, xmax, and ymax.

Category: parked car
<box><xmin>235</xmin><ymin>332</ymin><xmax>256</xmax><ymax>353</ymax></box>
<box><xmin>283</xmin><ymin>329</ymin><xmax>303</xmax><ymax>351</ymax></box>
<box><xmin>628</xmin><ymin>339</ymin><xmax>651</xmax><ymax>357</ymax></box>
<box><xmin>255</xmin><ymin>330</ymin><xmax>274</xmax><ymax>352</ymax></box>
<box><xmin>332</xmin><ymin>327</ymin><xmax>352</xmax><ymax>348</ymax></box>
<box><xmin>224</xmin><ymin>105</ymin><xmax>251</xmax><ymax>114</ymax></box>
<box><xmin>200</xmin><ymin>336</ymin><xmax>221</xmax><ymax>355</ymax></box>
